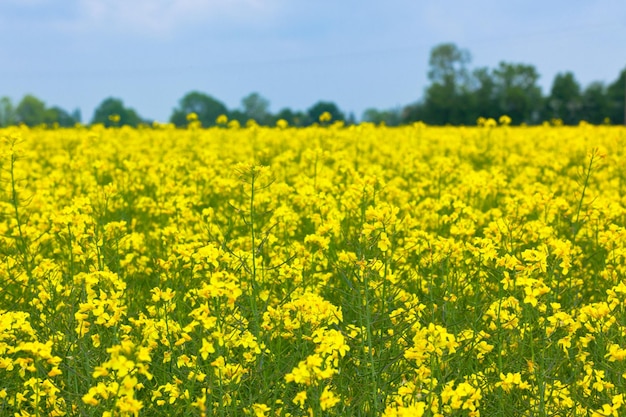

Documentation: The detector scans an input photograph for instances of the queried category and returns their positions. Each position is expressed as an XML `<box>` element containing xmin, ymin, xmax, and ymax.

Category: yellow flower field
<box><xmin>1</xmin><ymin>120</ymin><xmax>626</xmax><ymax>416</ymax></box>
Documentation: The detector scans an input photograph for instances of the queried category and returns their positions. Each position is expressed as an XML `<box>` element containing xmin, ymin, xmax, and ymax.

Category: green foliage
<box><xmin>581</xmin><ymin>82</ymin><xmax>610</xmax><ymax>124</ymax></box>
<box><xmin>1</xmin><ymin>96</ymin><xmax>78</xmax><ymax>127</ymax></box>
<box><xmin>170</xmin><ymin>91</ymin><xmax>228</xmax><ymax>127</ymax></box>
<box><xmin>45</xmin><ymin>106</ymin><xmax>81</xmax><ymax>127</ymax></box>
<box><xmin>607</xmin><ymin>69</ymin><xmax>626</xmax><ymax>125</ymax></box>
<box><xmin>427</xmin><ymin>43</ymin><xmax>472</xmax><ymax>87</ymax></box>
<box><xmin>275</xmin><ymin>107</ymin><xmax>307</xmax><ymax>127</ymax></box>
<box><xmin>492</xmin><ymin>62</ymin><xmax>543</xmax><ymax>124</ymax></box>
<box><xmin>241</xmin><ymin>92</ymin><xmax>271</xmax><ymax>125</ymax></box>
<box><xmin>423</xmin><ymin>43</ymin><xmax>474</xmax><ymax>125</ymax></box>
<box><xmin>362</xmin><ymin>107</ymin><xmax>402</xmax><ymax>126</ymax></box>
<box><xmin>0</xmin><ymin>96</ymin><xmax>16</xmax><ymax>127</ymax></box>
<box><xmin>545</xmin><ymin>72</ymin><xmax>582</xmax><ymax>125</ymax></box>
<box><xmin>403</xmin><ymin>43</ymin><xmax>623</xmax><ymax>126</ymax></box>
<box><xmin>92</xmin><ymin>97</ymin><xmax>143</xmax><ymax>127</ymax></box>
<box><xmin>470</xmin><ymin>67</ymin><xmax>500</xmax><ymax>120</ymax></box>
<box><xmin>16</xmin><ymin>94</ymin><xmax>47</xmax><ymax>126</ymax></box>
<box><xmin>307</xmin><ymin>101</ymin><xmax>345</xmax><ymax>125</ymax></box>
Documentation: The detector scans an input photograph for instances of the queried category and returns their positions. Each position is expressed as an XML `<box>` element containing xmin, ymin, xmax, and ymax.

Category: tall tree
<box><xmin>241</xmin><ymin>92</ymin><xmax>271</xmax><ymax>125</ymax></box>
<box><xmin>423</xmin><ymin>43</ymin><xmax>473</xmax><ymax>124</ymax></box>
<box><xmin>362</xmin><ymin>107</ymin><xmax>402</xmax><ymax>126</ymax></box>
<box><xmin>306</xmin><ymin>101</ymin><xmax>345</xmax><ymax>125</ymax></box>
<box><xmin>427</xmin><ymin>43</ymin><xmax>472</xmax><ymax>87</ymax></box>
<box><xmin>581</xmin><ymin>82</ymin><xmax>610</xmax><ymax>124</ymax></box>
<box><xmin>606</xmin><ymin>68</ymin><xmax>626</xmax><ymax>125</ymax></box>
<box><xmin>45</xmin><ymin>106</ymin><xmax>80</xmax><ymax>127</ymax></box>
<box><xmin>0</xmin><ymin>96</ymin><xmax>16</xmax><ymax>127</ymax></box>
<box><xmin>170</xmin><ymin>91</ymin><xmax>228</xmax><ymax>127</ymax></box>
<box><xmin>274</xmin><ymin>108</ymin><xmax>306</xmax><ymax>127</ymax></box>
<box><xmin>92</xmin><ymin>97</ymin><xmax>142</xmax><ymax>127</ymax></box>
<box><xmin>16</xmin><ymin>94</ymin><xmax>47</xmax><ymax>126</ymax></box>
<box><xmin>468</xmin><ymin>67</ymin><xmax>499</xmax><ymax>121</ymax></box>
<box><xmin>492</xmin><ymin>62</ymin><xmax>543</xmax><ymax>124</ymax></box>
<box><xmin>545</xmin><ymin>72</ymin><xmax>582</xmax><ymax>124</ymax></box>
<box><xmin>401</xmin><ymin>102</ymin><xmax>426</xmax><ymax>124</ymax></box>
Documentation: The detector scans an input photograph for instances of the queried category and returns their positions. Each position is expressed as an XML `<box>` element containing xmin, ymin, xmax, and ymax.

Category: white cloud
<box><xmin>72</xmin><ymin>0</ymin><xmax>282</xmax><ymax>36</ymax></box>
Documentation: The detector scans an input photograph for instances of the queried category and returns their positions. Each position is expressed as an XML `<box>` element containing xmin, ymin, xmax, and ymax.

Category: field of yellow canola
<box><xmin>1</xmin><ymin>121</ymin><xmax>626</xmax><ymax>417</ymax></box>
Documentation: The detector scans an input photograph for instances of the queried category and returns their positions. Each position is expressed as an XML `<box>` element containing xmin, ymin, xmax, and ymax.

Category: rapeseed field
<box><xmin>1</xmin><ymin>118</ymin><xmax>625</xmax><ymax>416</ymax></box>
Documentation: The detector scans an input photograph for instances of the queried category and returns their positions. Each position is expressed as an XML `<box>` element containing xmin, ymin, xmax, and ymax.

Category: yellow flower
<box><xmin>319</xmin><ymin>386</ymin><xmax>340</xmax><ymax>411</ymax></box>
<box><xmin>319</xmin><ymin>112</ymin><xmax>332</xmax><ymax>123</ymax></box>
<box><xmin>606</xmin><ymin>344</ymin><xmax>626</xmax><ymax>362</ymax></box>
<box><xmin>498</xmin><ymin>115</ymin><xmax>511</xmax><ymax>125</ymax></box>
<box><xmin>293</xmin><ymin>390</ymin><xmax>307</xmax><ymax>408</ymax></box>
<box><xmin>496</xmin><ymin>372</ymin><xmax>530</xmax><ymax>392</ymax></box>
<box><xmin>378</xmin><ymin>231</ymin><xmax>391</xmax><ymax>252</ymax></box>
<box><xmin>252</xmin><ymin>403</ymin><xmax>271</xmax><ymax>417</ymax></box>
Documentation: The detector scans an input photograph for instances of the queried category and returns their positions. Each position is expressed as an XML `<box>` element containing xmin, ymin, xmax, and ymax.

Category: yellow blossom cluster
<box><xmin>0</xmin><ymin>121</ymin><xmax>625</xmax><ymax>416</ymax></box>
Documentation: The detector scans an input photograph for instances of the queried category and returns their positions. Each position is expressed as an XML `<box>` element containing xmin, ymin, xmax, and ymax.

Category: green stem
<box><xmin>248</xmin><ymin>168</ymin><xmax>261</xmax><ymax>336</ymax></box>
<box><xmin>573</xmin><ymin>151</ymin><xmax>596</xmax><ymax>242</ymax></box>
<box><xmin>9</xmin><ymin>151</ymin><xmax>33</xmax><ymax>285</ymax></box>
<box><xmin>362</xmin><ymin>267</ymin><xmax>379</xmax><ymax>414</ymax></box>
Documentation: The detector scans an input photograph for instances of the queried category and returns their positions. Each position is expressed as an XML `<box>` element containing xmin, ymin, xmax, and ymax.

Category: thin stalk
<box><xmin>572</xmin><ymin>151</ymin><xmax>596</xmax><ymax>242</ymax></box>
<box><xmin>249</xmin><ymin>170</ymin><xmax>261</xmax><ymax>336</ymax></box>
<box><xmin>361</xmin><ymin>266</ymin><xmax>380</xmax><ymax>414</ymax></box>
<box><xmin>9</xmin><ymin>151</ymin><xmax>33</xmax><ymax>284</ymax></box>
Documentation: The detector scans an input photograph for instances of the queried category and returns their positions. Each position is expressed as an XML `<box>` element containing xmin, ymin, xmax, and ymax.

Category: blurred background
<box><xmin>0</xmin><ymin>0</ymin><xmax>625</xmax><ymax>126</ymax></box>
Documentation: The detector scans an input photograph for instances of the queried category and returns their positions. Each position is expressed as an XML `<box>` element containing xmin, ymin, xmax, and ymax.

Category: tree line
<box><xmin>0</xmin><ymin>92</ymin><xmax>351</xmax><ymax>129</ymax></box>
<box><xmin>396</xmin><ymin>43</ymin><xmax>626</xmax><ymax>126</ymax></box>
<box><xmin>1</xmin><ymin>43</ymin><xmax>624</xmax><ymax>128</ymax></box>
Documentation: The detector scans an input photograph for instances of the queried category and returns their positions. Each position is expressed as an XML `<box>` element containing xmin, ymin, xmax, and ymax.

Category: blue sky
<box><xmin>1</xmin><ymin>0</ymin><xmax>625</xmax><ymax>122</ymax></box>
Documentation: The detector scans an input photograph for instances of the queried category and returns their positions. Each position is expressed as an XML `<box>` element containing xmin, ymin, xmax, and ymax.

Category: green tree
<box><xmin>361</xmin><ymin>107</ymin><xmax>402</xmax><ymax>126</ymax></box>
<box><xmin>241</xmin><ymin>92</ymin><xmax>271</xmax><ymax>125</ymax></box>
<box><xmin>227</xmin><ymin>109</ymin><xmax>248</xmax><ymax>125</ymax></box>
<box><xmin>400</xmin><ymin>102</ymin><xmax>426</xmax><ymax>124</ymax></box>
<box><xmin>469</xmin><ymin>67</ymin><xmax>499</xmax><ymax>121</ymax></box>
<box><xmin>16</xmin><ymin>94</ymin><xmax>47</xmax><ymax>126</ymax></box>
<box><xmin>45</xmin><ymin>106</ymin><xmax>80</xmax><ymax>127</ymax></box>
<box><xmin>492</xmin><ymin>62</ymin><xmax>543</xmax><ymax>124</ymax></box>
<box><xmin>427</xmin><ymin>43</ymin><xmax>471</xmax><ymax>87</ymax></box>
<box><xmin>545</xmin><ymin>72</ymin><xmax>582</xmax><ymax>124</ymax></box>
<box><xmin>91</xmin><ymin>98</ymin><xmax>142</xmax><ymax>127</ymax></box>
<box><xmin>423</xmin><ymin>43</ymin><xmax>473</xmax><ymax>124</ymax></box>
<box><xmin>607</xmin><ymin>68</ymin><xmax>626</xmax><ymax>125</ymax></box>
<box><xmin>581</xmin><ymin>82</ymin><xmax>609</xmax><ymax>124</ymax></box>
<box><xmin>0</xmin><ymin>96</ymin><xmax>16</xmax><ymax>127</ymax></box>
<box><xmin>274</xmin><ymin>108</ymin><xmax>306</xmax><ymax>127</ymax></box>
<box><xmin>170</xmin><ymin>91</ymin><xmax>228</xmax><ymax>127</ymax></box>
<box><xmin>306</xmin><ymin>101</ymin><xmax>345</xmax><ymax>125</ymax></box>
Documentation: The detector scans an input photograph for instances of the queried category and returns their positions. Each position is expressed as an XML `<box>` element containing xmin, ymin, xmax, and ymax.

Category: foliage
<box><xmin>607</xmin><ymin>69</ymin><xmax>626</xmax><ymax>125</ymax></box>
<box><xmin>91</xmin><ymin>97</ymin><xmax>143</xmax><ymax>127</ymax></box>
<box><xmin>241</xmin><ymin>92</ymin><xmax>272</xmax><ymax>125</ymax></box>
<box><xmin>307</xmin><ymin>101</ymin><xmax>345</xmax><ymax>124</ymax></box>
<box><xmin>545</xmin><ymin>72</ymin><xmax>582</xmax><ymax>125</ymax></box>
<box><xmin>403</xmin><ymin>43</ymin><xmax>625</xmax><ymax>126</ymax></box>
<box><xmin>361</xmin><ymin>107</ymin><xmax>402</xmax><ymax>126</ymax></box>
<box><xmin>15</xmin><ymin>94</ymin><xmax>47</xmax><ymax>126</ymax></box>
<box><xmin>0</xmin><ymin>97</ymin><xmax>17</xmax><ymax>127</ymax></box>
<box><xmin>582</xmin><ymin>82</ymin><xmax>611</xmax><ymax>125</ymax></box>
<box><xmin>492</xmin><ymin>62</ymin><xmax>543</xmax><ymax>124</ymax></box>
<box><xmin>170</xmin><ymin>91</ymin><xmax>228</xmax><ymax>127</ymax></box>
<box><xmin>274</xmin><ymin>108</ymin><xmax>307</xmax><ymax>127</ymax></box>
